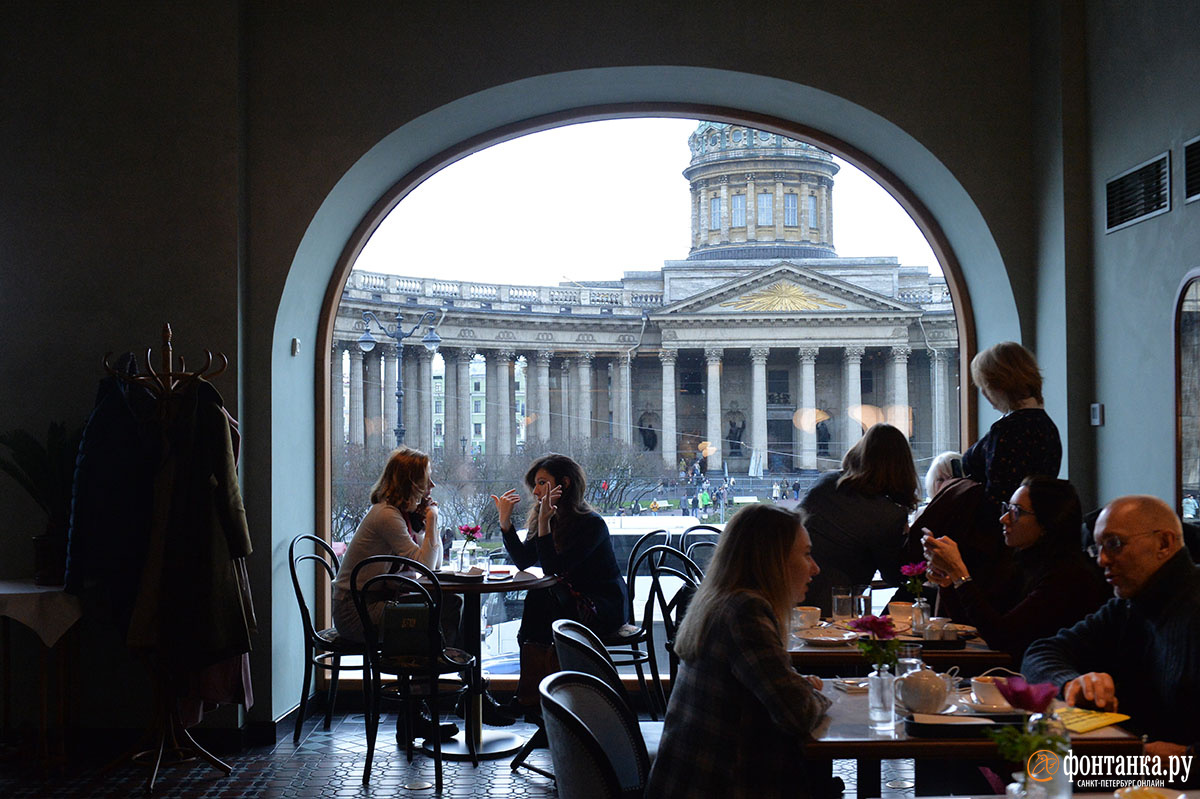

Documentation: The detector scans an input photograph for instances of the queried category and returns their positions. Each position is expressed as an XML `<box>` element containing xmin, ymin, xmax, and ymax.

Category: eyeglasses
<box><xmin>1086</xmin><ymin>529</ymin><xmax>1161</xmax><ymax>559</ymax></box>
<box><xmin>1001</xmin><ymin>501</ymin><xmax>1035</xmax><ymax>522</ymax></box>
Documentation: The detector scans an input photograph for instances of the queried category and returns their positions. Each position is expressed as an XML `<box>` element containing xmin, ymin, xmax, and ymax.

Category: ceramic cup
<box><xmin>887</xmin><ymin>601</ymin><xmax>914</xmax><ymax>622</ymax></box>
<box><xmin>792</xmin><ymin>605</ymin><xmax>821</xmax><ymax>631</ymax></box>
<box><xmin>970</xmin><ymin>675</ymin><xmax>1007</xmax><ymax>706</ymax></box>
<box><xmin>924</xmin><ymin>616</ymin><xmax>953</xmax><ymax>641</ymax></box>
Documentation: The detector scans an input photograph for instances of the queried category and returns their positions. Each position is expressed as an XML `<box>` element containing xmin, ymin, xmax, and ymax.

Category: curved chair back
<box><xmin>349</xmin><ymin>554</ymin><xmax>445</xmax><ymax>669</ymax></box>
<box><xmin>683</xmin><ymin>540</ymin><xmax>717</xmax><ymax>574</ymax></box>
<box><xmin>623</xmin><ymin>528</ymin><xmax>673</xmax><ymax>616</ymax></box>
<box><xmin>540</xmin><ymin>671</ymin><xmax>650</xmax><ymax>799</ymax></box>
<box><xmin>678</xmin><ymin>524</ymin><xmax>721</xmax><ymax>555</ymax></box>
<box><xmin>552</xmin><ymin>619</ymin><xmax>629</xmax><ymax>706</ymax></box>
<box><xmin>289</xmin><ymin>534</ymin><xmax>341</xmax><ymax>647</ymax></box>
<box><xmin>631</xmin><ymin>545</ymin><xmax>702</xmax><ymax>690</ymax></box>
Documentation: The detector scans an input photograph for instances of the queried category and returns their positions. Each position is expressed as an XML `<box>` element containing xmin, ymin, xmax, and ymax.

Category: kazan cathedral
<box><xmin>333</xmin><ymin>122</ymin><xmax>960</xmax><ymax>477</ymax></box>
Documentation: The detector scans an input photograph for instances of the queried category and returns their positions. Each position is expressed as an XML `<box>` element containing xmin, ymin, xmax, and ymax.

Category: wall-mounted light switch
<box><xmin>1090</xmin><ymin>403</ymin><xmax>1104</xmax><ymax>426</ymax></box>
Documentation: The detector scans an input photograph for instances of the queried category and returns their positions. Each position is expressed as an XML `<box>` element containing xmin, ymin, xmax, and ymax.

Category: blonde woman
<box><xmin>646</xmin><ymin>504</ymin><xmax>831</xmax><ymax>799</ymax></box>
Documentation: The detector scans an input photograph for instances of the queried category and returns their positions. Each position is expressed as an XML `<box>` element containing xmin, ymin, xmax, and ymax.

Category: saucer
<box><xmin>962</xmin><ymin>697</ymin><xmax>1014</xmax><ymax>713</ymax></box>
<box><xmin>797</xmin><ymin>629</ymin><xmax>859</xmax><ymax>646</ymax></box>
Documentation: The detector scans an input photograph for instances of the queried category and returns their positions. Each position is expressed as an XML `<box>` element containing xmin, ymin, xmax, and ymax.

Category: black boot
<box><xmin>410</xmin><ymin>712</ymin><xmax>459</xmax><ymax>743</ymax></box>
<box><xmin>456</xmin><ymin>691</ymin><xmax>517</xmax><ymax>727</ymax></box>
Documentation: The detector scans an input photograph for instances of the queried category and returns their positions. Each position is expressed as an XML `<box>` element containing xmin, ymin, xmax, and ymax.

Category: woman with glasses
<box><xmin>922</xmin><ymin>476</ymin><xmax>1108</xmax><ymax>660</ymax></box>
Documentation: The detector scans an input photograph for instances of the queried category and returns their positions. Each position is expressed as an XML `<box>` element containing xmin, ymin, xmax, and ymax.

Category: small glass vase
<box><xmin>868</xmin><ymin>664</ymin><xmax>895</xmax><ymax>729</ymax></box>
<box><xmin>458</xmin><ymin>541</ymin><xmax>478</xmax><ymax>571</ymax></box>
<box><xmin>1025</xmin><ymin>711</ymin><xmax>1071</xmax><ymax>799</ymax></box>
<box><xmin>1006</xmin><ymin>771</ymin><xmax>1048</xmax><ymax>799</ymax></box>
<box><xmin>911</xmin><ymin>597</ymin><xmax>930</xmax><ymax>634</ymax></box>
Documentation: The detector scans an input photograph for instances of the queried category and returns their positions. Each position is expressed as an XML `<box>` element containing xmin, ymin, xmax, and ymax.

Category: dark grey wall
<box><xmin>9</xmin><ymin>0</ymin><xmax>1182</xmax><ymax>731</ymax></box>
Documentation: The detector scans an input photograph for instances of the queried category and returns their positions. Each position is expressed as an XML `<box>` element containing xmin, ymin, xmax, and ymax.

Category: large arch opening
<box><xmin>270</xmin><ymin>67</ymin><xmax>1019</xmax><ymax>719</ymax></box>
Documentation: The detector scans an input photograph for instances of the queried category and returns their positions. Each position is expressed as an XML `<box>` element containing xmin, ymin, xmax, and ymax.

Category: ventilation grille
<box><xmin>1186</xmin><ymin>135</ymin><xmax>1200</xmax><ymax>204</ymax></box>
<box><xmin>1105</xmin><ymin>152</ymin><xmax>1170</xmax><ymax>232</ymax></box>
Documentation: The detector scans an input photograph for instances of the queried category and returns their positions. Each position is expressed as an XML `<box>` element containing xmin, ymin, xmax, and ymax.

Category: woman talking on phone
<box><xmin>493</xmin><ymin>453</ymin><xmax>629</xmax><ymax>713</ymax></box>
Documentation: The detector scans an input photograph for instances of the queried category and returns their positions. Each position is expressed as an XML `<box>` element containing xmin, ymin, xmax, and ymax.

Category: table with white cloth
<box><xmin>0</xmin><ymin>579</ymin><xmax>83</xmax><ymax>765</ymax></box>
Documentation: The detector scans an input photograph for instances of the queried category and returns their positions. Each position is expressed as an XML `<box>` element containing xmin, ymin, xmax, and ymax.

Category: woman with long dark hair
<box><xmin>923</xmin><ymin>475</ymin><xmax>1108</xmax><ymax>661</ymax></box>
<box><xmin>800</xmin><ymin>423</ymin><xmax>918</xmax><ymax>615</ymax></box>
<box><xmin>493</xmin><ymin>453</ymin><xmax>629</xmax><ymax>711</ymax></box>
<box><xmin>647</xmin><ymin>504</ymin><xmax>830</xmax><ymax>798</ymax></box>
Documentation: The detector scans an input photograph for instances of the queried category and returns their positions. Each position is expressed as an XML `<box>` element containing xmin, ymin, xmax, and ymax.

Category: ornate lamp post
<box><xmin>459</xmin><ymin>436</ymin><xmax>468</xmax><ymax>456</ymax></box>
<box><xmin>358</xmin><ymin>310</ymin><xmax>441</xmax><ymax>447</ymax></box>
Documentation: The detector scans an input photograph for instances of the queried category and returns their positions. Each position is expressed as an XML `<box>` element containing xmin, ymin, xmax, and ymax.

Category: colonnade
<box><xmin>333</xmin><ymin>339</ymin><xmax>956</xmax><ymax>470</ymax></box>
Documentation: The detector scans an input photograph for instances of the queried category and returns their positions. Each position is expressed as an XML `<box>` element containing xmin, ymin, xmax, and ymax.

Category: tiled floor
<box><xmin>0</xmin><ymin>712</ymin><xmax>915</xmax><ymax>798</ymax></box>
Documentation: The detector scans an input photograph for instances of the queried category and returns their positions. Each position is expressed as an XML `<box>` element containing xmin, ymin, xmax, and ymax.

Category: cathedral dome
<box><xmin>683</xmin><ymin>122</ymin><xmax>839</xmax><ymax>260</ymax></box>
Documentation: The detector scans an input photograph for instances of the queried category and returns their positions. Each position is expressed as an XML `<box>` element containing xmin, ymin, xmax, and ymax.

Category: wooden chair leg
<box><xmin>631</xmin><ymin>656</ymin><xmax>657</xmax><ymax>720</ymax></box>
<box><xmin>362</xmin><ymin>674</ymin><xmax>380</xmax><ymax>785</ymax></box>
<box><xmin>294</xmin><ymin>647</ymin><xmax>314</xmax><ymax>744</ymax></box>
<box><xmin>325</xmin><ymin>655</ymin><xmax>341</xmax><ymax>730</ymax></box>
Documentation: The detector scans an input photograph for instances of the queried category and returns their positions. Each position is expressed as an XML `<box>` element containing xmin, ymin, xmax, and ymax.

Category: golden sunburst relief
<box><xmin>719</xmin><ymin>281</ymin><xmax>847</xmax><ymax>312</ymax></box>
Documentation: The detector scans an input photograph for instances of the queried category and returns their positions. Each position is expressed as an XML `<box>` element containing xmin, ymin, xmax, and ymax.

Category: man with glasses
<box><xmin>1024</xmin><ymin>495</ymin><xmax>1199</xmax><ymax>765</ymax></box>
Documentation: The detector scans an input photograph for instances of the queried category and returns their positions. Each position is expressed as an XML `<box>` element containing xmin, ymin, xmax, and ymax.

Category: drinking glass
<box><xmin>831</xmin><ymin>587</ymin><xmax>854</xmax><ymax>622</ymax></box>
<box><xmin>851</xmin><ymin>584</ymin><xmax>871</xmax><ymax>618</ymax></box>
<box><xmin>897</xmin><ymin>643</ymin><xmax>923</xmax><ymax>676</ymax></box>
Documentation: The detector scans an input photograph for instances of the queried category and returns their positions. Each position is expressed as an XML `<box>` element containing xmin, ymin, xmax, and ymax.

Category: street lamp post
<box><xmin>358</xmin><ymin>309</ymin><xmax>442</xmax><ymax>447</ymax></box>
<box><xmin>459</xmin><ymin>436</ymin><xmax>467</xmax><ymax>456</ymax></box>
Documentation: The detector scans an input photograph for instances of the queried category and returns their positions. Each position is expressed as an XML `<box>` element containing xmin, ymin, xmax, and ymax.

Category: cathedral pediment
<box><xmin>652</xmin><ymin>262</ymin><xmax>919</xmax><ymax>319</ymax></box>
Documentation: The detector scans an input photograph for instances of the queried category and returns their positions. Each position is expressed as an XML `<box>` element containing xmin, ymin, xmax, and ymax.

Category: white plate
<box><xmin>962</xmin><ymin>697</ymin><xmax>1014</xmax><ymax>713</ymax></box>
<box><xmin>797</xmin><ymin>629</ymin><xmax>859</xmax><ymax>646</ymax></box>
<box><xmin>949</xmin><ymin>623</ymin><xmax>978</xmax><ymax>639</ymax></box>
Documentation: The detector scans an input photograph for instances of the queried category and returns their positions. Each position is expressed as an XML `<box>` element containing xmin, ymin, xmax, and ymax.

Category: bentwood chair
<box><xmin>351</xmin><ymin>555</ymin><xmax>476</xmax><ymax>789</ymax></box>
<box><xmin>540</xmin><ymin>671</ymin><xmax>650</xmax><ymax>799</ymax></box>
<box><xmin>600</xmin><ymin>528</ymin><xmax>673</xmax><ymax>719</ymax></box>
<box><xmin>288</xmin><ymin>534</ymin><xmax>367</xmax><ymax>744</ymax></box>
<box><xmin>552</xmin><ymin>619</ymin><xmax>662</xmax><ymax>759</ymax></box>
<box><xmin>630</xmin><ymin>545</ymin><xmax>702</xmax><ymax>704</ymax></box>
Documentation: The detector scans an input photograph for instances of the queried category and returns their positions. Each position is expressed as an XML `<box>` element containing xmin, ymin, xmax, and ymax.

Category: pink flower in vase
<box><xmin>995</xmin><ymin>676</ymin><xmax>1058</xmax><ymax>714</ymax></box>
<box><xmin>458</xmin><ymin>524</ymin><xmax>482</xmax><ymax>541</ymax></box>
<box><xmin>901</xmin><ymin>561</ymin><xmax>928</xmax><ymax>598</ymax></box>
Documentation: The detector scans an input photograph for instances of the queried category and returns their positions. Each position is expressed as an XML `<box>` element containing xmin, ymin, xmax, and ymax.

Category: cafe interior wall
<box><xmin>4</xmin><ymin>0</ymin><xmax>1181</xmax><ymax>735</ymax></box>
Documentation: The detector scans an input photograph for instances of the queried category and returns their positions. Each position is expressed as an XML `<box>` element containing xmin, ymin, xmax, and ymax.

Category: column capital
<box><xmin>379</xmin><ymin>342</ymin><xmax>398</xmax><ymax>358</ymax></box>
<box><xmin>750</xmin><ymin>346</ymin><xmax>770</xmax><ymax>363</ymax></box>
<box><xmin>349</xmin><ymin>347</ymin><xmax>364</xmax><ymax>362</ymax></box>
<box><xmin>576</xmin><ymin>351</ymin><xmax>595</xmax><ymax>364</ymax></box>
<box><xmin>704</xmin><ymin>346</ymin><xmax>723</xmax><ymax>364</ymax></box>
<box><xmin>616</xmin><ymin>350</ymin><xmax>633</xmax><ymax>367</ymax></box>
<box><xmin>438</xmin><ymin>346</ymin><xmax>460</xmax><ymax>364</ymax></box>
<box><xmin>797</xmin><ymin>347</ymin><xmax>819</xmax><ymax>363</ymax></box>
<box><xmin>416</xmin><ymin>347</ymin><xmax>435</xmax><ymax>363</ymax></box>
<box><xmin>843</xmin><ymin>346</ymin><xmax>865</xmax><ymax>362</ymax></box>
<box><xmin>497</xmin><ymin>348</ymin><xmax>518</xmax><ymax>362</ymax></box>
<box><xmin>332</xmin><ymin>339</ymin><xmax>346</xmax><ymax>354</ymax></box>
<box><xmin>658</xmin><ymin>349</ymin><xmax>678</xmax><ymax>365</ymax></box>
<box><xmin>459</xmin><ymin>347</ymin><xmax>476</xmax><ymax>362</ymax></box>
<box><xmin>890</xmin><ymin>346</ymin><xmax>912</xmax><ymax>362</ymax></box>
<box><xmin>535</xmin><ymin>349</ymin><xmax>554</xmax><ymax>366</ymax></box>
<box><xmin>930</xmin><ymin>347</ymin><xmax>949</xmax><ymax>364</ymax></box>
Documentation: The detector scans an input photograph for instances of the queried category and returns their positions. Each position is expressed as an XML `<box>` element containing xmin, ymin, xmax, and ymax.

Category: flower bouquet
<box><xmin>987</xmin><ymin>677</ymin><xmax>1069</xmax><ymax>798</ymax></box>
<box><xmin>849</xmin><ymin>614</ymin><xmax>901</xmax><ymax>727</ymax></box>
<box><xmin>902</xmin><ymin>561</ymin><xmax>931</xmax><ymax>632</ymax></box>
<box><xmin>458</xmin><ymin>524</ymin><xmax>482</xmax><ymax>541</ymax></box>
<box><xmin>457</xmin><ymin>524</ymin><xmax>482</xmax><ymax>570</ymax></box>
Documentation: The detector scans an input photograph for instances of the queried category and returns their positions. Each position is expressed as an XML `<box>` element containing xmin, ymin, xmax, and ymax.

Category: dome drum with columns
<box><xmin>333</xmin><ymin>123</ymin><xmax>959</xmax><ymax>477</ymax></box>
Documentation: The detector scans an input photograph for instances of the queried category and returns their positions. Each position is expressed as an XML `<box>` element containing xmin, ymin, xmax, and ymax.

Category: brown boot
<box><xmin>515</xmin><ymin>641</ymin><xmax>560</xmax><ymax>709</ymax></box>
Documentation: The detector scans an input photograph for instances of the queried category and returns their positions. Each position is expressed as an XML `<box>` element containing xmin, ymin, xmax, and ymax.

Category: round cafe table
<box><xmin>422</xmin><ymin>567</ymin><xmax>556</xmax><ymax>760</ymax></box>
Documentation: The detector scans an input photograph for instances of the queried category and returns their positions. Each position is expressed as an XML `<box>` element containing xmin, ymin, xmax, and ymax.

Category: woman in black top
<box><xmin>923</xmin><ymin>476</ymin><xmax>1108</xmax><ymax>661</ymax></box>
<box><xmin>800</xmin><ymin>423</ymin><xmax>919</xmax><ymax>616</ymax></box>
<box><xmin>492</xmin><ymin>453</ymin><xmax>629</xmax><ymax>709</ymax></box>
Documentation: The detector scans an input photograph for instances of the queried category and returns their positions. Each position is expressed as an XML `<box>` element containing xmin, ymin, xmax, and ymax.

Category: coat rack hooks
<box><xmin>102</xmin><ymin>323</ymin><xmax>228</xmax><ymax>397</ymax></box>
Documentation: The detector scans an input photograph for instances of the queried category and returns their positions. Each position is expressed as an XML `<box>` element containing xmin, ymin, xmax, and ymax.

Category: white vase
<box><xmin>868</xmin><ymin>665</ymin><xmax>895</xmax><ymax>729</ymax></box>
<box><xmin>1026</xmin><ymin>711</ymin><xmax>1071</xmax><ymax>799</ymax></box>
<box><xmin>1006</xmin><ymin>771</ymin><xmax>1048</xmax><ymax>799</ymax></box>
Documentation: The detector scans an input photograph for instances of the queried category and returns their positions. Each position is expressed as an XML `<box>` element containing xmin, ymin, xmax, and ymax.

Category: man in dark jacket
<box><xmin>1023</xmin><ymin>495</ymin><xmax>1199</xmax><ymax>773</ymax></box>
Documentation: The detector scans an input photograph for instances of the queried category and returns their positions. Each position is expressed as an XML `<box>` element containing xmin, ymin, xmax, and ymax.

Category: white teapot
<box><xmin>895</xmin><ymin>666</ymin><xmax>949</xmax><ymax>714</ymax></box>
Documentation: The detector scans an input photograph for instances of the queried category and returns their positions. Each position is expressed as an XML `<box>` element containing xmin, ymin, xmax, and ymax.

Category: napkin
<box><xmin>832</xmin><ymin>678</ymin><xmax>869</xmax><ymax>694</ymax></box>
<box><xmin>910</xmin><ymin>713</ymin><xmax>995</xmax><ymax>725</ymax></box>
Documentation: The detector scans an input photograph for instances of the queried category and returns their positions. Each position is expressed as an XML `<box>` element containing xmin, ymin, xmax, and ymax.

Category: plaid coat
<box><xmin>646</xmin><ymin>590</ymin><xmax>832</xmax><ymax>798</ymax></box>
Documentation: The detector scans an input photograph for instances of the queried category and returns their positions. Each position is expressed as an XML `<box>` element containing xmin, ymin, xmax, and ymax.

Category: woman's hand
<box><xmin>804</xmin><ymin>674</ymin><xmax>823</xmax><ymax>691</ymax></box>
<box><xmin>922</xmin><ymin>532</ymin><xmax>968</xmax><ymax>583</ymax></box>
<box><xmin>491</xmin><ymin>489</ymin><xmax>520</xmax><ymax>530</ymax></box>
<box><xmin>423</xmin><ymin>500</ymin><xmax>439</xmax><ymax>535</ymax></box>
<box><xmin>536</xmin><ymin>485</ymin><xmax>562</xmax><ymax>536</ymax></box>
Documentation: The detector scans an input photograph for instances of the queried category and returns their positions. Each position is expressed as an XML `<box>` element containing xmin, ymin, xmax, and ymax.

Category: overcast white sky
<box><xmin>354</xmin><ymin>118</ymin><xmax>938</xmax><ymax>283</ymax></box>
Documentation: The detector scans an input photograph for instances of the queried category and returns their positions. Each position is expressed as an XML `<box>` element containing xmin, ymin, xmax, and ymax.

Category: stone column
<box><xmin>577</xmin><ymin>352</ymin><xmax>594</xmax><ymax>440</ymax></box>
<box><xmin>457</xmin><ymin>348</ymin><xmax>474</xmax><ymax>455</ymax></box>
<box><xmin>931</xmin><ymin>348</ymin><xmax>950</xmax><ymax>454</ymax></box>
<box><xmin>348</xmin><ymin>347</ymin><xmax>364</xmax><ymax>446</ymax></box>
<box><xmin>798</xmin><ymin>347</ymin><xmax>819</xmax><ymax>469</ymax></box>
<box><xmin>402</xmin><ymin>346</ymin><xmax>419</xmax><ymax>446</ymax></box>
<box><xmin>505</xmin><ymin>352</ymin><xmax>518</xmax><ymax>454</ymax></box>
<box><xmin>331</xmin><ymin>341</ymin><xmax>345</xmax><ymax>446</ymax></box>
<box><xmin>600</xmin><ymin>360</ymin><xmax>613</xmax><ymax>438</ymax></box>
<box><xmin>441</xmin><ymin>347</ymin><xmax>459</xmax><ymax>457</ymax></box>
<box><xmin>750</xmin><ymin>347</ymin><xmax>770</xmax><ymax>465</ymax></box>
<box><xmin>718</xmin><ymin>177</ymin><xmax>729</xmax><ymax>240</ymax></box>
<box><xmin>534</xmin><ymin>350</ymin><xmax>552</xmax><ymax>442</ymax></box>
<box><xmin>843</xmin><ymin>346</ymin><xmax>865</xmax><ymax>450</ymax></box>
<box><xmin>889</xmin><ymin>346</ymin><xmax>912</xmax><ymax>438</ymax></box>
<box><xmin>704</xmin><ymin>346</ymin><xmax>723</xmax><ymax>470</ymax></box>
<box><xmin>659</xmin><ymin>349</ymin><xmax>678</xmax><ymax>470</ymax></box>
<box><xmin>484</xmin><ymin>351</ymin><xmax>498</xmax><ymax>457</ymax></box>
<box><xmin>417</xmin><ymin>348</ymin><xmax>434</xmax><ymax>453</ymax></box>
<box><xmin>774</xmin><ymin>173</ymin><xmax>785</xmax><ymax>238</ymax></box>
<box><xmin>382</xmin><ymin>344</ymin><xmax>399</xmax><ymax>449</ymax></box>
<box><xmin>615</xmin><ymin>352</ymin><xmax>632</xmax><ymax>445</ymax></box>
<box><xmin>363</xmin><ymin>349</ymin><xmax>382</xmax><ymax>448</ymax></box>
<box><xmin>746</xmin><ymin>174</ymin><xmax>757</xmax><ymax>239</ymax></box>
<box><xmin>552</xmin><ymin>358</ymin><xmax>568</xmax><ymax>442</ymax></box>
<box><xmin>494</xmin><ymin>349</ymin><xmax>514</xmax><ymax>456</ymax></box>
